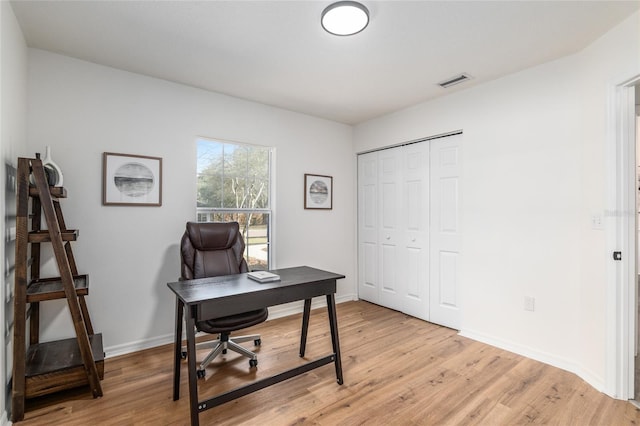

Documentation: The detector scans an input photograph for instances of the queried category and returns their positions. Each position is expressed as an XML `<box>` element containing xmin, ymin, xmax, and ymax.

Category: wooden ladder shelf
<box><xmin>11</xmin><ymin>157</ymin><xmax>104</xmax><ymax>422</ymax></box>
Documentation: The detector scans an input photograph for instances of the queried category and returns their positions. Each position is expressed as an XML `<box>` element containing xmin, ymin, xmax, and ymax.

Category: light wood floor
<box><xmin>18</xmin><ymin>301</ymin><xmax>640</xmax><ymax>425</ymax></box>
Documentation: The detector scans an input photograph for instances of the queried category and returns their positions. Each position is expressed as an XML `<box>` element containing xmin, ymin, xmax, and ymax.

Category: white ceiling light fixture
<box><xmin>321</xmin><ymin>1</ymin><xmax>369</xmax><ymax>36</ymax></box>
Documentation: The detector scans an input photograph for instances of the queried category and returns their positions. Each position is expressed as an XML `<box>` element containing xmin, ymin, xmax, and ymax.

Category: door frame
<box><xmin>607</xmin><ymin>74</ymin><xmax>639</xmax><ymax>399</ymax></box>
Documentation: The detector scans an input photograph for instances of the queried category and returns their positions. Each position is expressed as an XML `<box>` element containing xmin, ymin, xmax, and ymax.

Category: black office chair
<box><xmin>180</xmin><ymin>221</ymin><xmax>268</xmax><ymax>378</ymax></box>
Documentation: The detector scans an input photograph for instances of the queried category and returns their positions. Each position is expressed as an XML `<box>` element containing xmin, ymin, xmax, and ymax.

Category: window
<box><xmin>197</xmin><ymin>138</ymin><xmax>272</xmax><ymax>270</ymax></box>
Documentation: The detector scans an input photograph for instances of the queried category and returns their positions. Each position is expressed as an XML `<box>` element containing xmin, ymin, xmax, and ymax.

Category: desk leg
<box><xmin>173</xmin><ymin>298</ymin><xmax>184</xmax><ymax>400</ymax></box>
<box><xmin>185</xmin><ymin>308</ymin><xmax>200</xmax><ymax>426</ymax></box>
<box><xmin>326</xmin><ymin>294</ymin><xmax>343</xmax><ymax>385</ymax></box>
<box><xmin>299</xmin><ymin>298</ymin><xmax>312</xmax><ymax>357</ymax></box>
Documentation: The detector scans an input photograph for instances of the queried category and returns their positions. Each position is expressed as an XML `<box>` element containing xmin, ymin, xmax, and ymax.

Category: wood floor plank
<box><xmin>17</xmin><ymin>301</ymin><xmax>640</xmax><ymax>425</ymax></box>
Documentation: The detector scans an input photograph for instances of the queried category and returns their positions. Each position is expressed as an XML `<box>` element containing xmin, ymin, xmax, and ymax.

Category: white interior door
<box><xmin>357</xmin><ymin>151</ymin><xmax>379</xmax><ymax>304</ymax></box>
<box><xmin>429</xmin><ymin>134</ymin><xmax>462</xmax><ymax>329</ymax></box>
<box><xmin>400</xmin><ymin>143</ymin><xmax>430</xmax><ymax>320</ymax></box>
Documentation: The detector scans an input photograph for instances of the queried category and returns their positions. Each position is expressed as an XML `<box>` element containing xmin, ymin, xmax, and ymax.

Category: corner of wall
<box><xmin>1</xmin><ymin>1</ymin><xmax>29</xmax><ymax>422</ymax></box>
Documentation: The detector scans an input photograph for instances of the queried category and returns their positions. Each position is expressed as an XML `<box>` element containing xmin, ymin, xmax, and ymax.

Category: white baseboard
<box><xmin>104</xmin><ymin>294</ymin><xmax>357</xmax><ymax>358</ymax></box>
<box><xmin>266</xmin><ymin>293</ymin><xmax>355</xmax><ymax>320</ymax></box>
<box><xmin>1</xmin><ymin>409</ymin><xmax>10</xmax><ymax>426</ymax></box>
<box><xmin>105</xmin><ymin>333</ymin><xmax>175</xmax><ymax>358</ymax></box>
<box><xmin>459</xmin><ymin>328</ymin><xmax>606</xmax><ymax>395</ymax></box>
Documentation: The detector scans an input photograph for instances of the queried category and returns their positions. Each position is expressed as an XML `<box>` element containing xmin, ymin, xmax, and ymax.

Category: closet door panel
<box><xmin>378</xmin><ymin>148</ymin><xmax>403</xmax><ymax>311</ymax></box>
<box><xmin>430</xmin><ymin>135</ymin><xmax>462</xmax><ymax>329</ymax></box>
<box><xmin>358</xmin><ymin>152</ymin><xmax>379</xmax><ymax>303</ymax></box>
<box><xmin>437</xmin><ymin>251</ymin><xmax>458</xmax><ymax>306</ymax></box>
<box><xmin>400</xmin><ymin>143</ymin><xmax>430</xmax><ymax>320</ymax></box>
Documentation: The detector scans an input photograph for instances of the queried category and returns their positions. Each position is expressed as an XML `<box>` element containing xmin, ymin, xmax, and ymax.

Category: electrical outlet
<box><xmin>591</xmin><ymin>214</ymin><xmax>603</xmax><ymax>230</ymax></box>
<box><xmin>524</xmin><ymin>296</ymin><xmax>535</xmax><ymax>312</ymax></box>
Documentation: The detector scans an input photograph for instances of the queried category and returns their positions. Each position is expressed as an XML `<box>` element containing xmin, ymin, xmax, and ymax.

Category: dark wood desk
<box><xmin>168</xmin><ymin>266</ymin><xmax>346</xmax><ymax>426</ymax></box>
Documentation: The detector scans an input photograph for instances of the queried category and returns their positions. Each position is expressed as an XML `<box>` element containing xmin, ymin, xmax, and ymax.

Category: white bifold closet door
<box><xmin>357</xmin><ymin>134</ymin><xmax>461</xmax><ymax>329</ymax></box>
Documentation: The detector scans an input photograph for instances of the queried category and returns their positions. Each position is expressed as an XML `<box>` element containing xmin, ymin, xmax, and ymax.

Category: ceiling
<box><xmin>10</xmin><ymin>1</ymin><xmax>640</xmax><ymax>125</ymax></box>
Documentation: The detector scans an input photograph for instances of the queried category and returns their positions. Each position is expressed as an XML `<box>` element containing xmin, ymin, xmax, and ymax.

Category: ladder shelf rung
<box><xmin>28</xmin><ymin>229</ymin><xmax>78</xmax><ymax>243</ymax></box>
<box><xmin>29</xmin><ymin>186</ymin><xmax>67</xmax><ymax>198</ymax></box>
<box><xmin>26</xmin><ymin>274</ymin><xmax>89</xmax><ymax>302</ymax></box>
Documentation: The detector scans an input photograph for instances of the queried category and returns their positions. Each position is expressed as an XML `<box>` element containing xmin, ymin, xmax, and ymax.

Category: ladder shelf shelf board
<box><xmin>25</xmin><ymin>334</ymin><xmax>105</xmax><ymax>399</ymax></box>
<box><xmin>12</xmin><ymin>157</ymin><xmax>103</xmax><ymax>423</ymax></box>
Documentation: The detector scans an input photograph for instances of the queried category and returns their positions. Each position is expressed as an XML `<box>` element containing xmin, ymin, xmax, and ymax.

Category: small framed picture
<box><xmin>304</xmin><ymin>173</ymin><xmax>333</xmax><ymax>210</ymax></box>
<box><xmin>103</xmin><ymin>152</ymin><xmax>162</xmax><ymax>206</ymax></box>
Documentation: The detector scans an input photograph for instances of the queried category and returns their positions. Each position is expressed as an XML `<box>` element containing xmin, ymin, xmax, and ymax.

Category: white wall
<box><xmin>1</xmin><ymin>1</ymin><xmax>29</xmax><ymax>422</ymax></box>
<box><xmin>26</xmin><ymin>49</ymin><xmax>357</xmax><ymax>356</ymax></box>
<box><xmin>353</xmin><ymin>12</ymin><xmax>640</xmax><ymax>393</ymax></box>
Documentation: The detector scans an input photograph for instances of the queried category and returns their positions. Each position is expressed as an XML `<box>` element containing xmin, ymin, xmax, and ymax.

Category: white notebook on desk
<box><xmin>247</xmin><ymin>270</ymin><xmax>281</xmax><ymax>283</ymax></box>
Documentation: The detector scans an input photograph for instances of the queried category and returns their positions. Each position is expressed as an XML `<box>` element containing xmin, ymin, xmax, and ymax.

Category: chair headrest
<box><xmin>185</xmin><ymin>221</ymin><xmax>241</xmax><ymax>251</ymax></box>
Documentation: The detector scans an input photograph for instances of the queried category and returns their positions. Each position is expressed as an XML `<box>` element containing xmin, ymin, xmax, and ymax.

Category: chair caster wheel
<box><xmin>197</xmin><ymin>369</ymin><xmax>206</xmax><ymax>379</ymax></box>
<box><xmin>181</xmin><ymin>351</ymin><xmax>187</xmax><ymax>359</ymax></box>
<box><xmin>249</xmin><ymin>359</ymin><xmax>258</xmax><ymax>368</ymax></box>
<box><xmin>254</xmin><ymin>338</ymin><xmax>261</xmax><ymax>346</ymax></box>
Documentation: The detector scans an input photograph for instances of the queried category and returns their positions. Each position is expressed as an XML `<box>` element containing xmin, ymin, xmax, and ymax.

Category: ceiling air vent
<box><xmin>438</xmin><ymin>73</ymin><xmax>472</xmax><ymax>88</ymax></box>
